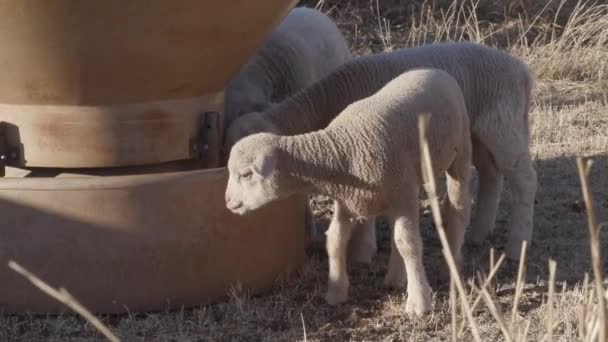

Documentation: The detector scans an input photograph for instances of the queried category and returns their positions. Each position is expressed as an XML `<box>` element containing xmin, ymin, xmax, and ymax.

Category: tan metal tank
<box><xmin>0</xmin><ymin>0</ymin><xmax>298</xmax><ymax>168</ymax></box>
<box><xmin>0</xmin><ymin>0</ymin><xmax>306</xmax><ymax>314</ymax></box>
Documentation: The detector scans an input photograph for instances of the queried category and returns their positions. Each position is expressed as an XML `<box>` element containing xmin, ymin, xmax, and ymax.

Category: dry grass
<box><xmin>2</xmin><ymin>0</ymin><xmax>608</xmax><ymax>341</ymax></box>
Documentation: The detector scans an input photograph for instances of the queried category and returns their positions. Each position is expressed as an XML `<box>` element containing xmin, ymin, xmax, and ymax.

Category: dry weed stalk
<box><xmin>418</xmin><ymin>113</ymin><xmax>481</xmax><ymax>342</ymax></box>
<box><xmin>374</xmin><ymin>0</ymin><xmax>393</xmax><ymax>51</ymax></box>
<box><xmin>450</xmin><ymin>278</ymin><xmax>458</xmax><ymax>342</ymax></box>
<box><xmin>481</xmin><ymin>286</ymin><xmax>512</xmax><ymax>341</ymax></box>
<box><xmin>545</xmin><ymin>259</ymin><xmax>557</xmax><ymax>342</ymax></box>
<box><xmin>301</xmin><ymin>312</ymin><xmax>308</xmax><ymax>341</ymax></box>
<box><xmin>520</xmin><ymin>319</ymin><xmax>532</xmax><ymax>342</ymax></box>
<box><xmin>576</xmin><ymin>157</ymin><xmax>606</xmax><ymax>342</ymax></box>
<box><xmin>8</xmin><ymin>260</ymin><xmax>120</xmax><ymax>342</ymax></box>
<box><xmin>457</xmin><ymin>252</ymin><xmax>506</xmax><ymax>335</ymax></box>
<box><xmin>511</xmin><ymin>241</ymin><xmax>529</xmax><ymax>334</ymax></box>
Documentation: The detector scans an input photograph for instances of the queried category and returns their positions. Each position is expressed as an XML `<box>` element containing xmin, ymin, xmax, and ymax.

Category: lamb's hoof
<box><xmin>405</xmin><ymin>288</ymin><xmax>432</xmax><ymax>316</ymax></box>
<box><xmin>383</xmin><ymin>270</ymin><xmax>407</xmax><ymax>289</ymax></box>
<box><xmin>325</xmin><ymin>287</ymin><xmax>348</xmax><ymax>305</ymax></box>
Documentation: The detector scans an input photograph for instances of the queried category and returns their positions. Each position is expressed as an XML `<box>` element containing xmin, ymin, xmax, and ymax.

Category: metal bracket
<box><xmin>0</xmin><ymin>122</ymin><xmax>20</xmax><ymax>177</ymax></box>
<box><xmin>190</xmin><ymin>111</ymin><xmax>221</xmax><ymax>169</ymax></box>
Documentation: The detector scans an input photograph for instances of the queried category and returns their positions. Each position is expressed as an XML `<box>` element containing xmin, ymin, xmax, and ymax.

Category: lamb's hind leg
<box><xmin>325</xmin><ymin>200</ymin><xmax>356</xmax><ymax>305</ymax></box>
<box><xmin>474</xmin><ymin>114</ymin><xmax>537</xmax><ymax>260</ymax></box>
<box><xmin>443</xmin><ymin>138</ymin><xmax>473</xmax><ymax>277</ymax></box>
<box><xmin>469</xmin><ymin>141</ymin><xmax>504</xmax><ymax>244</ymax></box>
<box><xmin>503</xmin><ymin>153</ymin><xmax>537</xmax><ymax>260</ymax></box>
<box><xmin>391</xmin><ymin>188</ymin><xmax>432</xmax><ymax>315</ymax></box>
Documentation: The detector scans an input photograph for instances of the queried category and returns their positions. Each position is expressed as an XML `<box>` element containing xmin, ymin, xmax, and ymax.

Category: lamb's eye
<box><xmin>240</xmin><ymin>170</ymin><xmax>253</xmax><ymax>180</ymax></box>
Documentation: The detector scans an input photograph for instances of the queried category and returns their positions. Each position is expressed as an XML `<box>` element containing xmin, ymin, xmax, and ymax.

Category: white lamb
<box><xmin>223</xmin><ymin>6</ymin><xmax>352</xmax><ymax>129</ymax></box>
<box><xmin>224</xmin><ymin>69</ymin><xmax>472</xmax><ymax>315</ymax></box>
<box><xmin>224</xmin><ymin>41</ymin><xmax>536</xmax><ymax>261</ymax></box>
<box><xmin>223</xmin><ymin>6</ymin><xmax>352</xmax><ymax>239</ymax></box>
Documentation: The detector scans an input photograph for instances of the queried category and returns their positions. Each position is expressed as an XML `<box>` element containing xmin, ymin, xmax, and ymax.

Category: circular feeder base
<box><xmin>0</xmin><ymin>164</ymin><xmax>306</xmax><ymax>314</ymax></box>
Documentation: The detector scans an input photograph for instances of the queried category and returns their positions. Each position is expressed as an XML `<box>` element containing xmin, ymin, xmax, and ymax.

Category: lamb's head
<box><xmin>223</xmin><ymin>110</ymin><xmax>280</xmax><ymax>155</ymax></box>
<box><xmin>225</xmin><ymin>133</ymin><xmax>283</xmax><ymax>215</ymax></box>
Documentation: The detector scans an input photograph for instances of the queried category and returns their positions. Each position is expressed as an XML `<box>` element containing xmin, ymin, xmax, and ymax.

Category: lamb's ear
<box><xmin>252</xmin><ymin>148</ymin><xmax>278</xmax><ymax>177</ymax></box>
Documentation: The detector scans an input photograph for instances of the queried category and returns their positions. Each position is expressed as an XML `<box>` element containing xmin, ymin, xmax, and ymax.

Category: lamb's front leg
<box><xmin>391</xmin><ymin>193</ymin><xmax>432</xmax><ymax>315</ymax></box>
<box><xmin>325</xmin><ymin>201</ymin><xmax>356</xmax><ymax>305</ymax></box>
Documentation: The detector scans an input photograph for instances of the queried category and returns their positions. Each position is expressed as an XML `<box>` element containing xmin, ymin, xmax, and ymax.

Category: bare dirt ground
<box><xmin>2</xmin><ymin>1</ymin><xmax>608</xmax><ymax>341</ymax></box>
